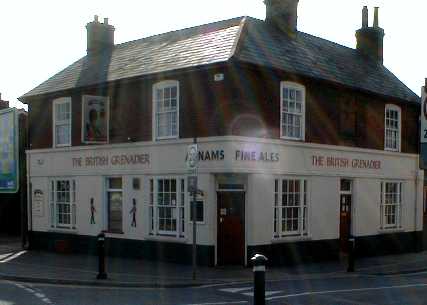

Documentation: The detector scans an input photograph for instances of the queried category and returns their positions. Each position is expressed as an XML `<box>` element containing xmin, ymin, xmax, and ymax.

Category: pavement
<box><xmin>1</xmin><ymin>237</ymin><xmax>427</xmax><ymax>288</ymax></box>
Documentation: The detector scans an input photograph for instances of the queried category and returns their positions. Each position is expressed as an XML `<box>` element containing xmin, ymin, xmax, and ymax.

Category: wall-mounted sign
<box><xmin>0</xmin><ymin>109</ymin><xmax>19</xmax><ymax>193</ymax></box>
<box><xmin>421</xmin><ymin>87</ymin><xmax>427</xmax><ymax>144</ymax></box>
<box><xmin>82</xmin><ymin>95</ymin><xmax>109</xmax><ymax>144</ymax></box>
<box><xmin>33</xmin><ymin>189</ymin><xmax>44</xmax><ymax>217</ymax></box>
<box><xmin>312</xmin><ymin>155</ymin><xmax>381</xmax><ymax>170</ymax></box>
<box><xmin>72</xmin><ymin>153</ymin><xmax>150</xmax><ymax>168</ymax></box>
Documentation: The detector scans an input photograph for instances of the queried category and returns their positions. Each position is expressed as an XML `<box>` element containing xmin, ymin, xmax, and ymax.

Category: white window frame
<box><xmin>280</xmin><ymin>82</ymin><xmax>306</xmax><ymax>141</ymax></box>
<box><xmin>152</xmin><ymin>80</ymin><xmax>180</xmax><ymax>140</ymax></box>
<box><xmin>49</xmin><ymin>178</ymin><xmax>76</xmax><ymax>229</ymax></box>
<box><xmin>384</xmin><ymin>104</ymin><xmax>401</xmax><ymax>152</ymax></box>
<box><xmin>380</xmin><ymin>181</ymin><xmax>403</xmax><ymax>230</ymax></box>
<box><xmin>273</xmin><ymin>177</ymin><xmax>309</xmax><ymax>238</ymax></box>
<box><xmin>106</xmin><ymin>177</ymin><xmax>123</xmax><ymax>234</ymax></box>
<box><xmin>149</xmin><ymin>177</ymin><xmax>186</xmax><ymax>238</ymax></box>
<box><xmin>53</xmin><ymin>97</ymin><xmax>72</xmax><ymax>147</ymax></box>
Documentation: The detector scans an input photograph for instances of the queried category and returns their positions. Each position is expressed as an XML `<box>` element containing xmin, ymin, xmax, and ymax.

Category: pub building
<box><xmin>20</xmin><ymin>1</ymin><xmax>423</xmax><ymax>266</ymax></box>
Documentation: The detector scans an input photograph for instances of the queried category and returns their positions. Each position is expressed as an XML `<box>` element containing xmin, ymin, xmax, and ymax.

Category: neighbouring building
<box><xmin>0</xmin><ymin>93</ymin><xmax>28</xmax><ymax>239</ymax></box>
<box><xmin>20</xmin><ymin>1</ymin><xmax>423</xmax><ymax>266</ymax></box>
<box><xmin>420</xmin><ymin>79</ymin><xmax>427</xmax><ymax>249</ymax></box>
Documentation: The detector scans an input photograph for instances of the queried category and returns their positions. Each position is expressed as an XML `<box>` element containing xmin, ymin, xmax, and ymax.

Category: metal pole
<box><xmin>252</xmin><ymin>254</ymin><xmax>268</xmax><ymax>305</ymax></box>
<box><xmin>97</xmin><ymin>232</ymin><xmax>107</xmax><ymax>280</ymax></box>
<box><xmin>347</xmin><ymin>237</ymin><xmax>355</xmax><ymax>272</ymax></box>
<box><xmin>192</xmin><ymin>137</ymin><xmax>197</xmax><ymax>280</ymax></box>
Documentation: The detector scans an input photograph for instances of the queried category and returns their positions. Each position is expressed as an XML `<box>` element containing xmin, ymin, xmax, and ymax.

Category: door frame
<box><xmin>215</xmin><ymin>180</ymin><xmax>247</xmax><ymax>266</ymax></box>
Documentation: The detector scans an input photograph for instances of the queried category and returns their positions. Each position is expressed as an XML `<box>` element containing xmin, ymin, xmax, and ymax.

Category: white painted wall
<box><xmin>27</xmin><ymin>136</ymin><xmax>423</xmax><ymax>247</ymax></box>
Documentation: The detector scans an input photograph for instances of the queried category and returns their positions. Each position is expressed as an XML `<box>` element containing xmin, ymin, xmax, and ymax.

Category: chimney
<box><xmin>264</xmin><ymin>0</ymin><xmax>299</xmax><ymax>36</ymax></box>
<box><xmin>0</xmin><ymin>93</ymin><xmax>9</xmax><ymax>109</ymax></box>
<box><xmin>356</xmin><ymin>7</ymin><xmax>385</xmax><ymax>63</ymax></box>
<box><xmin>86</xmin><ymin>15</ymin><xmax>115</xmax><ymax>54</ymax></box>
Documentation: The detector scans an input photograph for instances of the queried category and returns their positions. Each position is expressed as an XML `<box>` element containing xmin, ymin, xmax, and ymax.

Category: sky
<box><xmin>0</xmin><ymin>0</ymin><xmax>426</xmax><ymax>110</ymax></box>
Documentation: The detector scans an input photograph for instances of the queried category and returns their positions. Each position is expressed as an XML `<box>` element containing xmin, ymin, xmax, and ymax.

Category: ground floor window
<box><xmin>49</xmin><ymin>179</ymin><xmax>76</xmax><ymax>229</ymax></box>
<box><xmin>380</xmin><ymin>181</ymin><xmax>402</xmax><ymax>229</ymax></box>
<box><xmin>149</xmin><ymin>177</ymin><xmax>185</xmax><ymax>237</ymax></box>
<box><xmin>107</xmin><ymin>177</ymin><xmax>123</xmax><ymax>234</ymax></box>
<box><xmin>274</xmin><ymin>178</ymin><xmax>308</xmax><ymax>238</ymax></box>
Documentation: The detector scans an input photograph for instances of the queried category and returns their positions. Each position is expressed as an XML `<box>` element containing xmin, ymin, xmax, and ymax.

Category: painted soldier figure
<box><xmin>130</xmin><ymin>199</ymin><xmax>137</xmax><ymax>227</ymax></box>
<box><xmin>90</xmin><ymin>198</ymin><xmax>96</xmax><ymax>224</ymax></box>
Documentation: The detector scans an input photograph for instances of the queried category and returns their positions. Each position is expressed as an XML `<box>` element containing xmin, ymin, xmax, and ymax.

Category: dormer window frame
<box><xmin>152</xmin><ymin>80</ymin><xmax>180</xmax><ymax>141</ymax></box>
<box><xmin>280</xmin><ymin>81</ymin><xmax>306</xmax><ymax>141</ymax></box>
<box><xmin>384</xmin><ymin>104</ymin><xmax>401</xmax><ymax>152</ymax></box>
<box><xmin>52</xmin><ymin>97</ymin><xmax>72</xmax><ymax>148</ymax></box>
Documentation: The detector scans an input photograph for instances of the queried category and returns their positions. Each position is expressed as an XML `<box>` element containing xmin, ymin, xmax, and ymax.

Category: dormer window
<box><xmin>384</xmin><ymin>104</ymin><xmax>401</xmax><ymax>152</ymax></box>
<box><xmin>153</xmin><ymin>80</ymin><xmax>179</xmax><ymax>140</ymax></box>
<box><xmin>280</xmin><ymin>82</ymin><xmax>305</xmax><ymax>141</ymax></box>
<box><xmin>53</xmin><ymin>97</ymin><xmax>72</xmax><ymax>147</ymax></box>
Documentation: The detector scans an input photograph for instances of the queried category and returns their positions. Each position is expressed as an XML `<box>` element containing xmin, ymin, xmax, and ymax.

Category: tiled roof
<box><xmin>21</xmin><ymin>16</ymin><xmax>419</xmax><ymax>103</ymax></box>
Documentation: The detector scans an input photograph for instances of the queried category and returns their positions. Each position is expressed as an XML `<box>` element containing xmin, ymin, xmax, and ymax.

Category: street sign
<box><xmin>0</xmin><ymin>108</ymin><xmax>19</xmax><ymax>193</ymax></box>
<box><xmin>186</xmin><ymin>144</ymin><xmax>198</xmax><ymax>171</ymax></box>
<box><xmin>421</xmin><ymin>86</ymin><xmax>427</xmax><ymax>144</ymax></box>
<box><xmin>187</xmin><ymin>176</ymin><xmax>198</xmax><ymax>193</ymax></box>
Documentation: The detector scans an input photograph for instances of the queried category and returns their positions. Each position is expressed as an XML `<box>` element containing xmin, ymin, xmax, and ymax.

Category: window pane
<box><xmin>108</xmin><ymin>178</ymin><xmax>122</xmax><ymax>189</ymax></box>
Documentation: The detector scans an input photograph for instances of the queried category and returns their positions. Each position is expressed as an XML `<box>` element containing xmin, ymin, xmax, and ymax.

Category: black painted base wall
<box><xmin>248</xmin><ymin>231</ymin><xmax>423</xmax><ymax>266</ymax></box>
<box><xmin>29</xmin><ymin>231</ymin><xmax>423</xmax><ymax>267</ymax></box>
<box><xmin>29</xmin><ymin>231</ymin><xmax>215</xmax><ymax>266</ymax></box>
<box><xmin>248</xmin><ymin>239</ymin><xmax>340</xmax><ymax>266</ymax></box>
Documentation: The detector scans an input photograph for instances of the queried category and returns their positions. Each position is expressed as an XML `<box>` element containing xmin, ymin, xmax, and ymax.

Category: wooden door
<box><xmin>217</xmin><ymin>192</ymin><xmax>245</xmax><ymax>265</ymax></box>
<box><xmin>340</xmin><ymin>194</ymin><xmax>352</xmax><ymax>253</ymax></box>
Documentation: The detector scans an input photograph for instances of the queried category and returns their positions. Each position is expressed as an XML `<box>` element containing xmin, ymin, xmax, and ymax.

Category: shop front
<box><xmin>27</xmin><ymin>136</ymin><xmax>424</xmax><ymax>266</ymax></box>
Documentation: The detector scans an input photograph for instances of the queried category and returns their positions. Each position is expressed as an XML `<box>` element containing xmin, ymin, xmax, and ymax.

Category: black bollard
<box><xmin>347</xmin><ymin>237</ymin><xmax>355</xmax><ymax>273</ymax></box>
<box><xmin>251</xmin><ymin>254</ymin><xmax>268</xmax><ymax>305</ymax></box>
<box><xmin>97</xmin><ymin>232</ymin><xmax>107</xmax><ymax>280</ymax></box>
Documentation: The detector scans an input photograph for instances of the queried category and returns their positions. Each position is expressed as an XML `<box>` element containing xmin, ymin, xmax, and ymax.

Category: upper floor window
<box><xmin>153</xmin><ymin>80</ymin><xmax>179</xmax><ymax>140</ymax></box>
<box><xmin>280</xmin><ymin>82</ymin><xmax>305</xmax><ymax>141</ymax></box>
<box><xmin>53</xmin><ymin>97</ymin><xmax>71</xmax><ymax>147</ymax></box>
<box><xmin>384</xmin><ymin>104</ymin><xmax>401</xmax><ymax>152</ymax></box>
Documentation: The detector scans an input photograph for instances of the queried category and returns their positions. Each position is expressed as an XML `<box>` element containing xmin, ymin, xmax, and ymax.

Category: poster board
<box><xmin>0</xmin><ymin>108</ymin><xmax>18</xmax><ymax>193</ymax></box>
<box><xmin>81</xmin><ymin>95</ymin><xmax>109</xmax><ymax>144</ymax></box>
<box><xmin>420</xmin><ymin>87</ymin><xmax>427</xmax><ymax>169</ymax></box>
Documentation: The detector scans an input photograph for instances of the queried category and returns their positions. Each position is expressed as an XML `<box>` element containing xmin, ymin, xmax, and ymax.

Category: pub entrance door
<box><xmin>339</xmin><ymin>179</ymin><xmax>352</xmax><ymax>253</ymax></box>
<box><xmin>217</xmin><ymin>191</ymin><xmax>245</xmax><ymax>265</ymax></box>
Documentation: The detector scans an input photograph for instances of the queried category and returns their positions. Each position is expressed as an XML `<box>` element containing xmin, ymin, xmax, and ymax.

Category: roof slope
<box><xmin>22</xmin><ymin>16</ymin><xmax>418</xmax><ymax>103</ymax></box>
<box><xmin>236</xmin><ymin>17</ymin><xmax>418</xmax><ymax>103</ymax></box>
<box><xmin>22</xmin><ymin>17</ymin><xmax>243</xmax><ymax>99</ymax></box>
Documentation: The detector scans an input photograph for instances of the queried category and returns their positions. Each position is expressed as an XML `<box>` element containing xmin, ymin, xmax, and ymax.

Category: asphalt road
<box><xmin>2</xmin><ymin>271</ymin><xmax>427</xmax><ymax>305</ymax></box>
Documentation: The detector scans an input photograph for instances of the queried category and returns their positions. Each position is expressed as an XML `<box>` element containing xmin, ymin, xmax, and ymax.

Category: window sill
<box><xmin>188</xmin><ymin>221</ymin><xmax>205</xmax><ymax>225</ymax></box>
<box><xmin>54</xmin><ymin>144</ymin><xmax>71</xmax><ymax>148</ymax></box>
<box><xmin>48</xmin><ymin>228</ymin><xmax>78</xmax><ymax>234</ymax></box>
<box><xmin>280</xmin><ymin>136</ymin><xmax>304</xmax><ymax>142</ymax></box>
<box><xmin>378</xmin><ymin>228</ymin><xmax>405</xmax><ymax>234</ymax></box>
<box><xmin>145</xmin><ymin>235</ymin><xmax>187</xmax><ymax>243</ymax></box>
<box><xmin>155</xmin><ymin>136</ymin><xmax>179</xmax><ymax>141</ymax></box>
<box><xmin>105</xmin><ymin>231</ymin><xmax>124</xmax><ymax>236</ymax></box>
<box><xmin>272</xmin><ymin>235</ymin><xmax>311</xmax><ymax>243</ymax></box>
<box><xmin>384</xmin><ymin>147</ymin><xmax>400</xmax><ymax>153</ymax></box>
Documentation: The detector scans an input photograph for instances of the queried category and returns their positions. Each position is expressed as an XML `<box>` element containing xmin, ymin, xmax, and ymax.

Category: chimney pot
<box><xmin>362</xmin><ymin>6</ymin><xmax>368</xmax><ymax>28</ymax></box>
<box><xmin>356</xmin><ymin>6</ymin><xmax>384</xmax><ymax>63</ymax></box>
<box><xmin>86</xmin><ymin>16</ymin><xmax>115</xmax><ymax>54</ymax></box>
<box><xmin>94</xmin><ymin>15</ymin><xmax>99</xmax><ymax>22</ymax></box>
<box><xmin>373</xmin><ymin>7</ymin><xmax>379</xmax><ymax>27</ymax></box>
